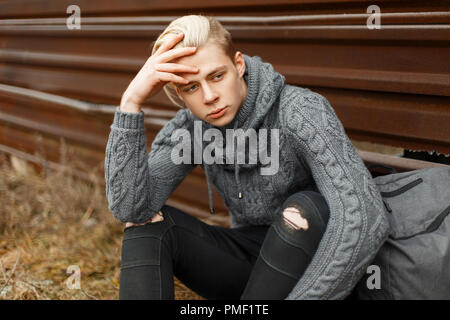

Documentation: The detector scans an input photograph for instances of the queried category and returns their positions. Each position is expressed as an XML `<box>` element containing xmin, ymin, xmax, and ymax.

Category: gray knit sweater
<box><xmin>104</xmin><ymin>54</ymin><xmax>390</xmax><ymax>299</ymax></box>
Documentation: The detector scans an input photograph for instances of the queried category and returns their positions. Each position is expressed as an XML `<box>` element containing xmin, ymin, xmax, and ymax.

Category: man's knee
<box><xmin>271</xmin><ymin>191</ymin><xmax>330</xmax><ymax>256</ymax></box>
<box><xmin>282</xmin><ymin>206</ymin><xmax>309</xmax><ymax>230</ymax></box>
<box><xmin>280</xmin><ymin>191</ymin><xmax>330</xmax><ymax>234</ymax></box>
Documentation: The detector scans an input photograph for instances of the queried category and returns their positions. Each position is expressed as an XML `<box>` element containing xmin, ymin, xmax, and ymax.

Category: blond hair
<box><xmin>151</xmin><ymin>15</ymin><xmax>236</xmax><ymax>108</ymax></box>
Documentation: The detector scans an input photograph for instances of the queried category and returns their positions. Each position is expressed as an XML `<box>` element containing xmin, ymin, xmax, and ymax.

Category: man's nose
<box><xmin>202</xmin><ymin>83</ymin><xmax>219</xmax><ymax>104</ymax></box>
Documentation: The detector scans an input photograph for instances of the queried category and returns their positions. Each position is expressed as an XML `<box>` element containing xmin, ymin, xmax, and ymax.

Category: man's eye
<box><xmin>185</xmin><ymin>85</ymin><xmax>197</xmax><ymax>92</ymax></box>
<box><xmin>214</xmin><ymin>73</ymin><xmax>223</xmax><ymax>80</ymax></box>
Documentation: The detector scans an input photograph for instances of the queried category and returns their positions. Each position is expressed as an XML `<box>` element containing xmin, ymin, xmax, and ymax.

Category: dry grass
<box><xmin>0</xmin><ymin>138</ymin><xmax>400</xmax><ymax>300</ymax></box>
<box><xmin>0</xmin><ymin>148</ymin><xmax>204</xmax><ymax>300</ymax></box>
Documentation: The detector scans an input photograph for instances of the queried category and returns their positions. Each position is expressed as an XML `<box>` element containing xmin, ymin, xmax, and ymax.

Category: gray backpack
<box><xmin>356</xmin><ymin>166</ymin><xmax>450</xmax><ymax>299</ymax></box>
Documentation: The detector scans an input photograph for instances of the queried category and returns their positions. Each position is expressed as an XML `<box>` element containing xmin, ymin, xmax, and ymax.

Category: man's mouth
<box><xmin>208</xmin><ymin>106</ymin><xmax>228</xmax><ymax>119</ymax></box>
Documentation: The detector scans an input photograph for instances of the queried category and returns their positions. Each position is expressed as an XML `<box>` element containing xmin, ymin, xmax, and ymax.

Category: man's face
<box><xmin>173</xmin><ymin>41</ymin><xmax>247</xmax><ymax>127</ymax></box>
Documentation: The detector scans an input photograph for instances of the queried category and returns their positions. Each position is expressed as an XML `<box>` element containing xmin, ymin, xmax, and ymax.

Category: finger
<box><xmin>155</xmin><ymin>63</ymin><xmax>199</xmax><ymax>74</ymax></box>
<box><xmin>155</xmin><ymin>32</ymin><xmax>183</xmax><ymax>55</ymax></box>
<box><xmin>155</xmin><ymin>32</ymin><xmax>184</xmax><ymax>55</ymax></box>
<box><xmin>157</xmin><ymin>46</ymin><xmax>197</xmax><ymax>63</ymax></box>
<box><xmin>157</xmin><ymin>71</ymin><xmax>189</xmax><ymax>85</ymax></box>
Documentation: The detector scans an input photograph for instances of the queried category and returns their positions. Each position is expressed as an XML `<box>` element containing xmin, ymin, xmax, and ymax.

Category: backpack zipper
<box><xmin>380</xmin><ymin>178</ymin><xmax>423</xmax><ymax>198</ymax></box>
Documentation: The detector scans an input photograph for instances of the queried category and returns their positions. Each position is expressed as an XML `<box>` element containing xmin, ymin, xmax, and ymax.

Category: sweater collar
<box><xmin>199</xmin><ymin>53</ymin><xmax>285</xmax><ymax>214</ymax></box>
<box><xmin>211</xmin><ymin>53</ymin><xmax>285</xmax><ymax>133</ymax></box>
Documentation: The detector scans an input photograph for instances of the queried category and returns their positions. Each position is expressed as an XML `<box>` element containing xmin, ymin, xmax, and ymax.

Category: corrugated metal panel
<box><xmin>0</xmin><ymin>0</ymin><xmax>449</xmax><ymax>223</ymax></box>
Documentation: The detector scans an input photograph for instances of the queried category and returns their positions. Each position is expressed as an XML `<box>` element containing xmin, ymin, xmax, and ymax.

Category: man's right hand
<box><xmin>120</xmin><ymin>32</ymin><xmax>199</xmax><ymax>113</ymax></box>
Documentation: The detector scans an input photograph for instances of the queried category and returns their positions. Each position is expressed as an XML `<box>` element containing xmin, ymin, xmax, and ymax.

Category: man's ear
<box><xmin>234</xmin><ymin>51</ymin><xmax>245</xmax><ymax>78</ymax></box>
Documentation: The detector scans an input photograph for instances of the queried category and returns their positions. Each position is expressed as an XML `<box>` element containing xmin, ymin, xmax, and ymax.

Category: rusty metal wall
<box><xmin>0</xmin><ymin>0</ymin><xmax>449</xmax><ymax>224</ymax></box>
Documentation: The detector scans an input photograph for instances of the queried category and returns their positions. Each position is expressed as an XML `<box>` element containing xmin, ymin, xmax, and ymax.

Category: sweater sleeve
<box><xmin>283</xmin><ymin>92</ymin><xmax>390</xmax><ymax>299</ymax></box>
<box><xmin>104</xmin><ymin>106</ymin><xmax>197</xmax><ymax>224</ymax></box>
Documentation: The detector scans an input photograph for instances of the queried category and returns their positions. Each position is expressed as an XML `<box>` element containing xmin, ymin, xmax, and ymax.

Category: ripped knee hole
<box><xmin>282</xmin><ymin>207</ymin><xmax>309</xmax><ymax>230</ymax></box>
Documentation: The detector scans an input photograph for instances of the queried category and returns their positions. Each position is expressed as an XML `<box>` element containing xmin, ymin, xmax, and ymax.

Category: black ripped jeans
<box><xmin>119</xmin><ymin>190</ymin><xmax>330</xmax><ymax>300</ymax></box>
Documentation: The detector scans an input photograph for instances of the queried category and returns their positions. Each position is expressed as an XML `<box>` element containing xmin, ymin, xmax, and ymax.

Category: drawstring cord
<box><xmin>204</xmin><ymin>120</ymin><xmax>243</xmax><ymax>214</ymax></box>
<box><xmin>233</xmin><ymin>120</ymin><xmax>243</xmax><ymax>200</ymax></box>
<box><xmin>204</xmin><ymin>165</ymin><xmax>215</xmax><ymax>214</ymax></box>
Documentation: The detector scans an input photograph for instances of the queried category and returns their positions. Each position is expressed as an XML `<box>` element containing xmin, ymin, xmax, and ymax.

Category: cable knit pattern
<box><xmin>104</xmin><ymin>53</ymin><xmax>390</xmax><ymax>298</ymax></box>
<box><xmin>281</xmin><ymin>88</ymin><xmax>390</xmax><ymax>299</ymax></box>
<box><xmin>105</xmin><ymin>107</ymin><xmax>197</xmax><ymax>223</ymax></box>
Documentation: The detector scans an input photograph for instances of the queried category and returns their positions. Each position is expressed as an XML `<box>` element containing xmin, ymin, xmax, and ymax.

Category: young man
<box><xmin>105</xmin><ymin>15</ymin><xmax>390</xmax><ymax>300</ymax></box>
